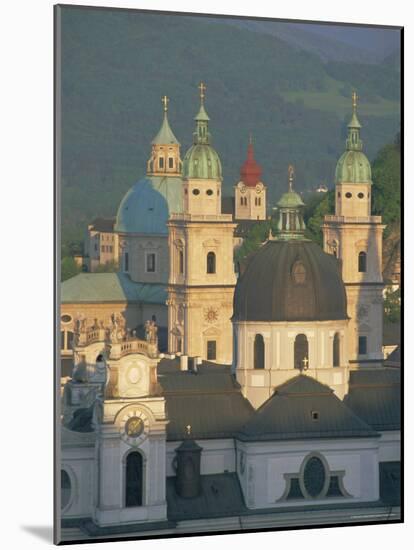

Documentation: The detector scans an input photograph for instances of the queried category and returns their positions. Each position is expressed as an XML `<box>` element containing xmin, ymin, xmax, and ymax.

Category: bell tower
<box><xmin>234</xmin><ymin>136</ymin><xmax>267</xmax><ymax>221</ymax></box>
<box><xmin>167</xmin><ymin>83</ymin><xmax>237</xmax><ymax>364</ymax></box>
<box><xmin>147</xmin><ymin>95</ymin><xmax>182</xmax><ymax>177</ymax></box>
<box><xmin>322</xmin><ymin>93</ymin><xmax>385</xmax><ymax>367</ymax></box>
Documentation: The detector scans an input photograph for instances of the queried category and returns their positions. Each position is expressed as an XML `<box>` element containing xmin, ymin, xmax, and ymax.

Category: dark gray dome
<box><xmin>233</xmin><ymin>240</ymin><xmax>347</xmax><ymax>322</ymax></box>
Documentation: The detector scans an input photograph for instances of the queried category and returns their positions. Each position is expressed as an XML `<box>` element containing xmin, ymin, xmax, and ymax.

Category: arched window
<box><xmin>207</xmin><ymin>252</ymin><xmax>216</xmax><ymax>274</ymax></box>
<box><xmin>124</xmin><ymin>252</ymin><xmax>129</xmax><ymax>272</ymax></box>
<box><xmin>294</xmin><ymin>334</ymin><xmax>309</xmax><ymax>370</ymax></box>
<box><xmin>254</xmin><ymin>334</ymin><xmax>265</xmax><ymax>369</ymax></box>
<box><xmin>358</xmin><ymin>251</ymin><xmax>367</xmax><ymax>272</ymax></box>
<box><xmin>126</xmin><ymin>452</ymin><xmax>143</xmax><ymax>507</ymax></box>
<box><xmin>282</xmin><ymin>212</ymin><xmax>287</xmax><ymax>230</ymax></box>
<box><xmin>61</xmin><ymin>470</ymin><xmax>71</xmax><ymax>510</ymax></box>
<box><xmin>179</xmin><ymin>249</ymin><xmax>184</xmax><ymax>274</ymax></box>
<box><xmin>333</xmin><ymin>332</ymin><xmax>340</xmax><ymax>367</ymax></box>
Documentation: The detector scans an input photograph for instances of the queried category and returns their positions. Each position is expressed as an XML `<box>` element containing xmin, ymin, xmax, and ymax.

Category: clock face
<box><xmin>119</xmin><ymin>409</ymin><xmax>149</xmax><ymax>446</ymax></box>
<box><xmin>240</xmin><ymin>185</ymin><xmax>247</xmax><ymax>194</ymax></box>
<box><xmin>256</xmin><ymin>184</ymin><xmax>262</xmax><ymax>193</ymax></box>
<box><xmin>125</xmin><ymin>416</ymin><xmax>144</xmax><ymax>438</ymax></box>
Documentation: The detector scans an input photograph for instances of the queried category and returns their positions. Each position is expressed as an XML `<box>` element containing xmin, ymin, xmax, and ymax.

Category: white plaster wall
<box><xmin>61</xmin><ymin>447</ymin><xmax>95</xmax><ymax>518</ymax></box>
<box><xmin>236</xmin><ymin>438</ymin><xmax>379</xmax><ymax>510</ymax></box>
<box><xmin>378</xmin><ymin>431</ymin><xmax>401</xmax><ymax>462</ymax></box>
<box><xmin>236</xmin><ymin>320</ymin><xmax>350</xmax><ymax>408</ymax></box>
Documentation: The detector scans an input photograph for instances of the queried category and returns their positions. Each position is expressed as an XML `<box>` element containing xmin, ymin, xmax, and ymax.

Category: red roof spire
<box><xmin>240</xmin><ymin>136</ymin><xmax>262</xmax><ymax>187</ymax></box>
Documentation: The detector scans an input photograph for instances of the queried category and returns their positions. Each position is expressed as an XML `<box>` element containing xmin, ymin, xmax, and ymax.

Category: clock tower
<box><xmin>234</xmin><ymin>136</ymin><xmax>267</xmax><ymax>221</ymax></box>
<box><xmin>167</xmin><ymin>83</ymin><xmax>237</xmax><ymax>364</ymax></box>
<box><xmin>64</xmin><ymin>319</ymin><xmax>169</xmax><ymax>527</ymax></box>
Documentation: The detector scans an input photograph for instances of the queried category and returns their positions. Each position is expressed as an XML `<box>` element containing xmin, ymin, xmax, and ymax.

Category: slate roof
<box><xmin>166</xmin><ymin>473</ymin><xmax>247</xmax><ymax>521</ymax></box>
<box><xmin>237</xmin><ymin>375</ymin><xmax>377</xmax><ymax>441</ymax></box>
<box><xmin>233</xmin><ymin>240</ymin><xmax>348</xmax><ymax>322</ymax></box>
<box><xmin>61</xmin><ymin>273</ymin><xmax>167</xmax><ymax>304</ymax></box>
<box><xmin>344</xmin><ymin>369</ymin><xmax>401</xmax><ymax>431</ymax></box>
<box><xmin>385</xmin><ymin>346</ymin><xmax>401</xmax><ymax>367</ymax></box>
<box><xmin>89</xmin><ymin>217</ymin><xmax>115</xmax><ymax>233</ymax></box>
<box><xmin>158</xmin><ymin>359</ymin><xmax>254</xmax><ymax>440</ymax></box>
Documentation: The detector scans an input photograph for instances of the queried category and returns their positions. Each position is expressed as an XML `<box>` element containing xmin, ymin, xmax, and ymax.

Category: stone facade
<box><xmin>167</xmin><ymin>213</ymin><xmax>236</xmax><ymax>364</ymax></box>
<box><xmin>234</xmin><ymin>320</ymin><xmax>350</xmax><ymax>409</ymax></box>
<box><xmin>234</xmin><ymin>180</ymin><xmax>266</xmax><ymax>221</ymax></box>
<box><xmin>322</xmin><ymin>100</ymin><xmax>385</xmax><ymax>367</ymax></box>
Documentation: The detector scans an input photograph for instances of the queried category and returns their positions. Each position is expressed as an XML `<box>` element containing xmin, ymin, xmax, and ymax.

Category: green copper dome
<box><xmin>335</xmin><ymin>150</ymin><xmax>372</xmax><ymax>184</ymax></box>
<box><xmin>335</xmin><ymin>93</ymin><xmax>372</xmax><ymax>184</ymax></box>
<box><xmin>272</xmin><ymin>167</ymin><xmax>307</xmax><ymax>241</ymax></box>
<box><xmin>277</xmin><ymin>190</ymin><xmax>304</xmax><ymax>208</ymax></box>
<box><xmin>182</xmin><ymin>92</ymin><xmax>222</xmax><ymax>180</ymax></box>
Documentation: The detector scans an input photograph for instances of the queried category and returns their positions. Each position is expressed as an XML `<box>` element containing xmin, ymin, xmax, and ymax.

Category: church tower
<box><xmin>322</xmin><ymin>93</ymin><xmax>385</xmax><ymax>367</ymax></box>
<box><xmin>234</xmin><ymin>137</ymin><xmax>267</xmax><ymax>220</ymax></box>
<box><xmin>167</xmin><ymin>83</ymin><xmax>237</xmax><ymax>364</ymax></box>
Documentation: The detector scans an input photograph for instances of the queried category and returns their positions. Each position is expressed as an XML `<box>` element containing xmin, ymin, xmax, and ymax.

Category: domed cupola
<box><xmin>182</xmin><ymin>82</ymin><xmax>222</xmax><ymax>181</ymax></box>
<box><xmin>115</xmin><ymin>96</ymin><xmax>183</xmax><ymax>235</ymax></box>
<box><xmin>233</xmin><ymin>168</ymin><xmax>347</xmax><ymax>323</ymax></box>
<box><xmin>274</xmin><ymin>165</ymin><xmax>306</xmax><ymax>240</ymax></box>
<box><xmin>335</xmin><ymin>92</ymin><xmax>372</xmax><ymax>184</ymax></box>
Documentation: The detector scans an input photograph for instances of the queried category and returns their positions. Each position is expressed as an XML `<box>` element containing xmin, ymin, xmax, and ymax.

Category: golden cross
<box><xmin>186</xmin><ymin>424</ymin><xmax>192</xmax><ymax>436</ymax></box>
<box><xmin>249</xmin><ymin>133</ymin><xmax>253</xmax><ymax>145</ymax></box>
<box><xmin>161</xmin><ymin>95</ymin><xmax>169</xmax><ymax>112</ymax></box>
<box><xmin>198</xmin><ymin>81</ymin><xmax>206</xmax><ymax>102</ymax></box>
<box><xmin>288</xmin><ymin>164</ymin><xmax>295</xmax><ymax>192</ymax></box>
<box><xmin>302</xmin><ymin>356</ymin><xmax>309</xmax><ymax>370</ymax></box>
<box><xmin>352</xmin><ymin>91</ymin><xmax>358</xmax><ymax>110</ymax></box>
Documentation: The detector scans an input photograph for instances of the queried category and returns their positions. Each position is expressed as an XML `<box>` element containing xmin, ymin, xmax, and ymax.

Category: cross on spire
<box><xmin>186</xmin><ymin>424</ymin><xmax>192</xmax><ymax>436</ymax></box>
<box><xmin>352</xmin><ymin>90</ymin><xmax>358</xmax><ymax>111</ymax></box>
<box><xmin>298</xmin><ymin>356</ymin><xmax>309</xmax><ymax>373</ymax></box>
<box><xmin>288</xmin><ymin>164</ymin><xmax>295</xmax><ymax>192</ymax></box>
<box><xmin>198</xmin><ymin>81</ymin><xmax>206</xmax><ymax>103</ymax></box>
<box><xmin>161</xmin><ymin>95</ymin><xmax>169</xmax><ymax>112</ymax></box>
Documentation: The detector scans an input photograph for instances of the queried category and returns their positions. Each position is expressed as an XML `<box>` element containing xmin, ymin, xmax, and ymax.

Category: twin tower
<box><xmin>159</xmin><ymin>85</ymin><xmax>383</xmax><ymax>367</ymax></box>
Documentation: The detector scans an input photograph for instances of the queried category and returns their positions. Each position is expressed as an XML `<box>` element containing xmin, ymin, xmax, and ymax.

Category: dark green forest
<box><xmin>59</xmin><ymin>7</ymin><xmax>400</xmax><ymax>249</ymax></box>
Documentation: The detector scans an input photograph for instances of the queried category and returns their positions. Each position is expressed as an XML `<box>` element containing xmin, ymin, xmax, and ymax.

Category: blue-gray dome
<box><xmin>115</xmin><ymin>176</ymin><xmax>183</xmax><ymax>234</ymax></box>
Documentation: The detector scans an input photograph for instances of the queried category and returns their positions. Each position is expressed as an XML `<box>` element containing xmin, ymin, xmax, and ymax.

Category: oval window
<box><xmin>358</xmin><ymin>192</ymin><xmax>364</xmax><ymax>199</ymax></box>
<box><xmin>303</xmin><ymin>456</ymin><xmax>326</xmax><ymax>497</ymax></box>
<box><xmin>345</xmin><ymin>192</ymin><xmax>352</xmax><ymax>198</ymax></box>
<box><xmin>206</xmin><ymin>189</ymin><xmax>214</xmax><ymax>196</ymax></box>
<box><xmin>61</xmin><ymin>470</ymin><xmax>71</xmax><ymax>510</ymax></box>
<box><xmin>192</xmin><ymin>189</ymin><xmax>200</xmax><ymax>196</ymax></box>
<box><xmin>292</xmin><ymin>261</ymin><xmax>306</xmax><ymax>284</ymax></box>
<box><xmin>61</xmin><ymin>314</ymin><xmax>72</xmax><ymax>324</ymax></box>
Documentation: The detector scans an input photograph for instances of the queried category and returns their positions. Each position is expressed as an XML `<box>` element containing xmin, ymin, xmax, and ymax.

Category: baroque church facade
<box><xmin>58</xmin><ymin>86</ymin><xmax>400</xmax><ymax>539</ymax></box>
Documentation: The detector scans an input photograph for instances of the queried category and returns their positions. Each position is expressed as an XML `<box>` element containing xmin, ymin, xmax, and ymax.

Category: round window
<box><xmin>358</xmin><ymin>192</ymin><xmax>364</xmax><ymax>199</ymax></box>
<box><xmin>192</xmin><ymin>189</ymin><xmax>200</xmax><ymax>196</ymax></box>
<box><xmin>61</xmin><ymin>470</ymin><xmax>71</xmax><ymax>510</ymax></box>
<box><xmin>206</xmin><ymin>189</ymin><xmax>214</xmax><ymax>196</ymax></box>
<box><xmin>345</xmin><ymin>192</ymin><xmax>352</xmax><ymax>198</ymax></box>
<box><xmin>303</xmin><ymin>456</ymin><xmax>326</xmax><ymax>497</ymax></box>
<box><xmin>61</xmin><ymin>314</ymin><xmax>72</xmax><ymax>324</ymax></box>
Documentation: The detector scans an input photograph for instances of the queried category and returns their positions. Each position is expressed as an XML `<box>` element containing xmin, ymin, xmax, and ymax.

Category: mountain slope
<box><xmin>59</xmin><ymin>7</ymin><xmax>401</xmax><ymax>244</ymax></box>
